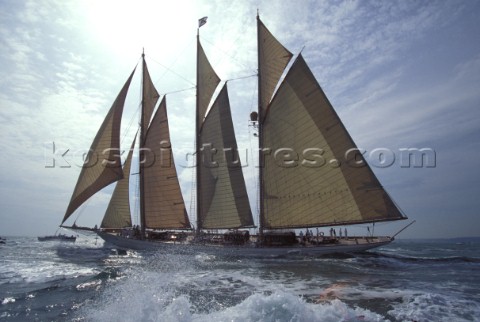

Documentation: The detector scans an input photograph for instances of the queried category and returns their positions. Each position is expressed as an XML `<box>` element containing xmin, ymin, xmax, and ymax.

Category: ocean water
<box><xmin>1</xmin><ymin>237</ymin><xmax>479</xmax><ymax>322</ymax></box>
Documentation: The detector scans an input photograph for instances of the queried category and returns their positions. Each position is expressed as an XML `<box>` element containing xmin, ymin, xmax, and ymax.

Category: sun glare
<box><xmin>82</xmin><ymin>0</ymin><xmax>198</xmax><ymax>62</ymax></box>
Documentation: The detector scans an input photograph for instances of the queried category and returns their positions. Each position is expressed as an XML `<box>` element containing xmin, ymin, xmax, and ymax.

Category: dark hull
<box><xmin>37</xmin><ymin>235</ymin><xmax>76</xmax><ymax>242</ymax></box>
<box><xmin>97</xmin><ymin>231</ymin><xmax>392</xmax><ymax>257</ymax></box>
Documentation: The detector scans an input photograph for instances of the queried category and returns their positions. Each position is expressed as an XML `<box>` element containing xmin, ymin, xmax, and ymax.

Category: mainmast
<box><xmin>139</xmin><ymin>50</ymin><xmax>146</xmax><ymax>239</ymax></box>
<box><xmin>256</xmin><ymin>13</ymin><xmax>265</xmax><ymax>242</ymax></box>
<box><xmin>195</xmin><ymin>28</ymin><xmax>202</xmax><ymax>234</ymax></box>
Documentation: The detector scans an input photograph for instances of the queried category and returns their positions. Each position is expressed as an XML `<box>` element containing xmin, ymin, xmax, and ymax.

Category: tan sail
<box><xmin>101</xmin><ymin>134</ymin><xmax>137</xmax><ymax>229</ymax></box>
<box><xmin>197</xmin><ymin>39</ymin><xmax>221</xmax><ymax>124</ymax></box>
<box><xmin>198</xmin><ymin>84</ymin><xmax>254</xmax><ymax>229</ymax></box>
<box><xmin>262</xmin><ymin>54</ymin><xmax>405</xmax><ymax>229</ymax></box>
<box><xmin>142</xmin><ymin>58</ymin><xmax>160</xmax><ymax>130</ymax></box>
<box><xmin>143</xmin><ymin>96</ymin><xmax>191</xmax><ymax>229</ymax></box>
<box><xmin>62</xmin><ymin>68</ymin><xmax>136</xmax><ymax>223</ymax></box>
<box><xmin>257</xmin><ymin>17</ymin><xmax>293</xmax><ymax>121</ymax></box>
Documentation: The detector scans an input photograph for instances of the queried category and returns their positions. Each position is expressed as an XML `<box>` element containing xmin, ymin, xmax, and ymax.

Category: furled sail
<box><xmin>62</xmin><ymin>68</ymin><xmax>136</xmax><ymax>223</ymax></box>
<box><xmin>257</xmin><ymin>17</ymin><xmax>293</xmax><ymax>121</ymax></box>
<box><xmin>143</xmin><ymin>96</ymin><xmax>191</xmax><ymax>229</ymax></box>
<box><xmin>197</xmin><ymin>39</ymin><xmax>221</xmax><ymax>124</ymax></box>
<box><xmin>198</xmin><ymin>84</ymin><xmax>254</xmax><ymax>229</ymax></box>
<box><xmin>101</xmin><ymin>134</ymin><xmax>137</xmax><ymax>229</ymax></box>
<box><xmin>261</xmin><ymin>54</ymin><xmax>405</xmax><ymax>228</ymax></box>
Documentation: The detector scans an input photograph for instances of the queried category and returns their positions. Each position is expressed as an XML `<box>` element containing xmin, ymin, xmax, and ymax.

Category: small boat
<box><xmin>37</xmin><ymin>234</ymin><xmax>76</xmax><ymax>242</ymax></box>
<box><xmin>0</xmin><ymin>237</ymin><xmax>5</xmax><ymax>244</ymax></box>
<box><xmin>60</xmin><ymin>14</ymin><xmax>413</xmax><ymax>256</ymax></box>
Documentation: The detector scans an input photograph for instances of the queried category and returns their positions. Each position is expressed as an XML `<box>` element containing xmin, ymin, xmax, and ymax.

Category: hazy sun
<box><xmin>81</xmin><ymin>0</ymin><xmax>199</xmax><ymax>62</ymax></box>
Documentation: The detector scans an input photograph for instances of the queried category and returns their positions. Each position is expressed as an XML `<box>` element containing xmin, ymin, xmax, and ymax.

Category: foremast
<box><xmin>138</xmin><ymin>50</ymin><xmax>161</xmax><ymax>237</ymax></box>
<box><xmin>139</xmin><ymin>52</ymin><xmax>191</xmax><ymax>234</ymax></box>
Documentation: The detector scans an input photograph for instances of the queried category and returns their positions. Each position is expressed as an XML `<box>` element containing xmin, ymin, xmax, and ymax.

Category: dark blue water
<box><xmin>1</xmin><ymin>237</ymin><xmax>479</xmax><ymax>321</ymax></box>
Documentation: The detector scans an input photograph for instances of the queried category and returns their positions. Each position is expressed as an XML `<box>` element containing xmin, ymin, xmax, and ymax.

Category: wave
<box><xmin>79</xmin><ymin>289</ymin><xmax>386</xmax><ymax>322</ymax></box>
<box><xmin>357</xmin><ymin>252</ymin><xmax>480</xmax><ymax>264</ymax></box>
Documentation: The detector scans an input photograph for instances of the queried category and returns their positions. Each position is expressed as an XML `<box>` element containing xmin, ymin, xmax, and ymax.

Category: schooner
<box><xmin>60</xmin><ymin>15</ymin><xmax>409</xmax><ymax>256</ymax></box>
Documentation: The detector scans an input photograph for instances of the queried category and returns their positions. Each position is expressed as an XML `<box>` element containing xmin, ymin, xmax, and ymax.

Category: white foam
<box><xmin>9</xmin><ymin>261</ymin><xmax>99</xmax><ymax>284</ymax></box>
<box><xmin>388</xmin><ymin>292</ymin><xmax>480</xmax><ymax>322</ymax></box>
<box><xmin>192</xmin><ymin>291</ymin><xmax>386</xmax><ymax>322</ymax></box>
<box><xmin>78</xmin><ymin>253</ymin><xmax>388</xmax><ymax>322</ymax></box>
<box><xmin>76</xmin><ymin>250</ymin><xmax>480</xmax><ymax>322</ymax></box>
<box><xmin>81</xmin><ymin>288</ymin><xmax>387</xmax><ymax>322</ymax></box>
<box><xmin>2</xmin><ymin>297</ymin><xmax>15</xmax><ymax>305</ymax></box>
<box><xmin>77</xmin><ymin>280</ymin><xmax>103</xmax><ymax>291</ymax></box>
<box><xmin>0</xmin><ymin>240</ymin><xmax>102</xmax><ymax>285</ymax></box>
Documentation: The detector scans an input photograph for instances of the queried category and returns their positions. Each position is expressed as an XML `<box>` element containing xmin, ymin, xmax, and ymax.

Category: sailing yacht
<box><xmin>60</xmin><ymin>15</ymin><xmax>410</xmax><ymax>256</ymax></box>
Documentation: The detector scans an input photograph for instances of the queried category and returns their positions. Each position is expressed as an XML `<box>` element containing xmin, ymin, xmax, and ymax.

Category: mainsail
<box><xmin>101</xmin><ymin>134</ymin><xmax>137</xmax><ymax>229</ymax></box>
<box><xmin>62</xmin><ymin>68</ymin><xmax>136</xmax><ymax>224</ymax></box>
<box><xmin>257</xmin><ymin>17</ymin><xmax>406</xmax><ymax>229</ymax></box>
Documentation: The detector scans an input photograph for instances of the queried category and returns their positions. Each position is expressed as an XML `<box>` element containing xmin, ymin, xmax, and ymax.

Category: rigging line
<box><xmin>120</xmin><ymin>102</ymin><xmax>142</xmax><ymax>147</ymax></box>
<box><xmin>189</xmin><ymin>146</ymin><xmax>196</xmax><ymax>230</ymax></box>
<box><xmin>150</xmin><ymin>36</ymin><xmax>196</xmax><ymax>85</ymax></box>
<box><xmin>162</xmin><ymin>86</ymin><xmax>196</xmax><ymax>96</ymax></box>
<box><xmin>148</xmin><ymin>56</ymin><xmax>195</xmax><ymax>87</ymax></box>
<box><xmin>72</xmin><ymin>198</ymin><xmax>92</xmax><ymax>224</ymax></box>
<box><xmin>226</xmin><ymin>73</ymin><xmax>257</xmax><ymax>82</ymax></box>
<box><xmin>200</xmin><ymin>35</ymin><xmax>257</xmax><ymax>74</ymax></box>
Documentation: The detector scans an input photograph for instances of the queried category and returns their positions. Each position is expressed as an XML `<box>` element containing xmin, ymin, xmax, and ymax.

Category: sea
<box><xmin>1</xmin><ymin>236</ymin><xmax>479</xmax><ymax>322</ymax></box>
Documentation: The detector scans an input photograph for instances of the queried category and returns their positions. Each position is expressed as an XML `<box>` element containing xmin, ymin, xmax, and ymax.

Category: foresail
<box><xmin>257</xmin><ymin>17</ymin><xmax>293</xmax><ymax>121</ymax></box>
<box><xmin>197</xmin><ymin>39</ymin><xmax>221</xmax><ymax>124</ymax></box>
<box><xmin>62</xmin><ymin>68</ymin><xmax>136</xmax><ymax>224</ymax></box>
<box><xmin>262</xmin><ymin>55</ymin><xmax>405</xmax><ymax>229</ymax></box>
<box><xmin>198</xmin><ymin>84</ymin><xmax>254</xmax><ymax>229</ymax></box>
<box><xmin>143</xmin><ymin>97</ymin><xmax>191</xmax><ymax>229</ymax></box>
<box><xmin>101</xmin><ymin>134</ymin><xmax>137</xmax><ymax>229</ymax></box>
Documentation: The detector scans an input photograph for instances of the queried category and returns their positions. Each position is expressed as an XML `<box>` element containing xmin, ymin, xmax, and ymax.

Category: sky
<box><xmin>0</xmin><ymin>0</ymin><xmax>479</xmax><ymax>239</ymax></box>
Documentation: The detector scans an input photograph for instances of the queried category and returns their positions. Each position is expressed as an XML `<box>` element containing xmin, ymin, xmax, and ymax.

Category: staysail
<box><xmin>101</xmin><ymin>134</ymin><xmax>137</xmax><ymax>229</ymax></box>
<box><xmin>198</xmin><ymin>84</ymin><xmax>254</xmax><ymax>229</ymax></box>
<box><xmin>62</xmin><ymin>68</ymin><xmax>136</xmax><ymax>223</ymax></box>
<box><xmin>143</xmin><ymin>96</ymin><xmax>191</xmax><ymax>229</ymax></box>
<box><xmin>258</xmin><ymin>19</ymin><xmax>406</xmax><ymax>229</ymax></box>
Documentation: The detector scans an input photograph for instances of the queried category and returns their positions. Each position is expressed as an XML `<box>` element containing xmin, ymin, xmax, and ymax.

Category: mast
<box><xmin>256</xmin><ymin>13</ymin><xmax>265</xmax><ymax>241</ymax></box>
<box><xmin>139</xmin><ymin>50</ymin><xmax>146</xmax><ymax>238</ymax></box>
<box><xmin>195</xmin><ymin>28</ymin><xmax>202</xmax><ymax>234</ymax></box>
